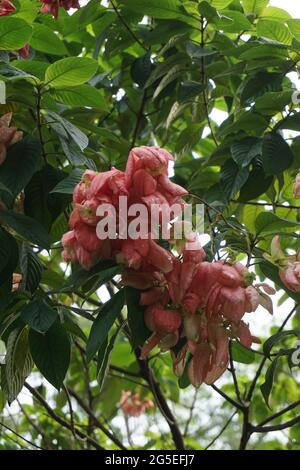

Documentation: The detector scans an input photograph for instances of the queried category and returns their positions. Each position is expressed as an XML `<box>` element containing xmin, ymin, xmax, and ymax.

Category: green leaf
<box><xmin>0</xmin><ymin>136</ymin><xmax>41</xmax><ymax>204</ymax></box>
<box><xmin>241</xmin><ymin>0</ymin><xmax>268</xmax><ymax>14</ymax></box>
<box><xmin>45</xmin><ymin>57</ymin><xmax>98</xmax><ymax>88</ymax></box>
<box><xmin>257</xmin><ymin>19</ymin><xmax>292</xmax><ymax>45</ymax></box>
<box><xmin>209</xmin><ymin>0</ymin><xmax>233</xmax><ymax>8</ymax></box>
<box><xmin>51</xmin><ymin>85</ymin><xmax>108</xmax><ymax>109</ymax></box>
<box><xmin>231</xmin><ymin>137</ymin><xmax>262</xmax><ymax>168</ymax></box>
<box><xmin>86</xmin><ymin>289</ymin><xmax>125</xmax><ymax>362</ymax></box>
<box><xmin>29</xmin><ymin>320</ymin><xmax>70</xmax><ymax>390</ymax></box>
<box><xmin>263</xmin><ymin>330</ymin><xmax>300</xmax><ymax>357</ymax></box>
<box><xmin>97</xmin><ymin>323</ymin><xmax>123</xmax><ymax>392</ymax></box>
<box><xmin>30</xmin><ymin>24</ymin><xmax>68</xmax><ymax>56</ymax></box>
<box><xmin>24</xmin><ymin>164</ymin><xmax>68</xmax><ymax>232</ymax></box>
<box><xmin>239</xmin><ymin>160</ymin><xmax>273</xmax><ymax>202</ymax></box>
<box><xmin>287</xmin><ymin>19</ymin><xmax>300</xmax><ymax>41</ymax></box>
<box><xmin>0</xmin><ymin>227</ymin><xmax>18</xmax><ymax>287</ymax></box>
<box><xmin>240</xmin><ymin>72</ymin><xmax>283</xmax><ymax>106</ymax></box>
<box><xmin>46</xmin><ymin>111</ymin><xmax>89</xmax><ymax>152</ymax></box>
<box><xmin>178</xmin><ymin>81</ymin><xmax>206</xmax><ymax>103</ymax></box>
<box><xmin>255</xmin><ymin>91</ymin><xmax>292</xmax><ymax>115</ymax></box>
<box><xmin>0</xmin><ymin>17</ymin><xmax>32</xmax><ymax>50</ymax></box>
<box><xmin>131</xmin><ymin>52</ymin><xmax>153</xmax><ymax>88</ymax></box>
<box><xmin>0</xmin><ymin>210</ymin><xmax>50</xmax><ymax>250</ymax></box>
<box><xmin>276</xmin><ymin>112</ymin><xmax>300</xmax><ymax>131</ymax></box>
<box><xmin>260</xmin><ymin>357</ymin><xmax>279</xmax><ymax>407</ymax></box>
<box><xmin>50</xmin><ymin>168</ymin><xmax>83</xmax><ymax>194</ymax></box>
<box><xmin>3</xmin><ymin>327</ymin><xmax>33</xmax><ymax>404</ymax></box>
<box><xmin>21</xmin><ymin>298</ymin><xmax>57</xmax><ymax>334</ymax></box>
<box><xmin>231</xmin><ymin>341</ymin><xmax>255</xmax><ymax>364</ymax></box>
<box><xmin>220</xmin><ymin>158</ymin><xmax>249</xmax><ymax>199</ymax></box>
<box><xmin>255</xmin><ymin>212</ymin><xmax>299</xmax><ymax>235</ymax></box>
<box><xmin>20</xmin><ymin>244</ymin><xmax>42</xmax><ymax>294</ymax></box>
<box><xmin>63</xmin><ymin>260</ymin><xmax>121</xmax><ymax>291</ymax></box>
<box><xmin>262</xmin><ymin>132</ymin><xmax>294</xmax><ymax>175</ymax></box>
<box><xmin>124</xmin><ymin>0</ymin><xmax>183</xmax><ymax>19</ymax></box>
<box><xmin>125</xmin><ymin>287</ymin><xmax>150</xmax><ymax>348</ymax></box>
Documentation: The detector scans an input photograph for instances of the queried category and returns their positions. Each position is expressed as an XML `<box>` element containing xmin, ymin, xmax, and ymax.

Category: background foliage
<box><xmin>0</xmin><ymin>0</ymin><xmax>300</xmax><ymax>450</ymax></box>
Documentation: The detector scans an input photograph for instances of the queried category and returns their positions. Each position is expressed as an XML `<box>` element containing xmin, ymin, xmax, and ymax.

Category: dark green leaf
<box><xmin>86</xmin><ymin>289</ymin><xmax>125</xmax><ymax>362</ymax></box>
<box><xmin>29</xmin><ymin>320</ymin><xmax>70</xmax><ymax>390</ymax></box>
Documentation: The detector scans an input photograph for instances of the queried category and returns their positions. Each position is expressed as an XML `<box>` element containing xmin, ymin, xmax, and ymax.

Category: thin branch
<box><xmin>110</xmin><ymin>0</ymin><xmax>149</xmax><ymax>52</ymax></box>
<box><xmin>231</xmin><ymin>200</ymin><xmax>300</xmax><ymax>210</ymax></box>
<box><xmin>67</xmin><ymin>388</ymin><xmax>126</xmax><ymax>450</ymax></box>
<box><xmin>257</xmin><ymin>400</ymin><xmax>300</xmax><ymax>427</ymax></box>
<box><xmin>130</xmin><ymin>90</ymin><xmax>148</xmax><ymax>149</ymax></box>
<box><xmin>205</xmin><ymin>411</ymin><xmax>237</xmax><ymax>450</ymax></box>
<box><xmin>210</xmin><ymin>384</ymin><xmax>245</xmax><ymax>411</ymax></box>
<box><xmin>0</xmin><ymin>422</ymin><xmax>45</xmax><ymax>450</ymax></box>
<box><xmin>253</xmin><ymin>414</ymin><xmax>300</xmax><ymax>433</ymax></box>
<box><xmin>183</xmin><ymin>388</ymin><xmax>198</xmax><ymax>437</ymax></box>
<box><xmin>135</xmin><ymin>349</ymin><xmax>185</xmax><ymax>450</ymax></box>
<box><xmin>229</xmin><ymin>341</ymin><xmax>244</xmax><ymax>404</ymax></box>
<box><xmin>24</xmin><ymin>382</ymin><xmax>104</xmax><ymax>450</ymax></box>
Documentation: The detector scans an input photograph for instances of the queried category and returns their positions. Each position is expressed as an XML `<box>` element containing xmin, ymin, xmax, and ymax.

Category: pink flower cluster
<box><xmin>62</xmin><ymin>147</ymin><xmax>187</xmax><ymax>271</ymax></box>
<box><xmin>0</xmin><ymin>113</ymin><xmax>23</xmax><ymax>165</ymax></box>
<box><xmin>40</xmin><ymin>0</ymin><xmax>80</xmax><ymax>18</ymax></box>
<box><xmin>63</xmin><ymin>146</ymin><xmax>275</xmax><ymax>387</ymax></box>
<box><xmin>120</xmin><ymin>390</ymin><xmax>154</xmax><ymax>418</ymax></box>
<box><xmin>270</xmin><ymin>236</ymin><xmax>300</xmax><ymax>293</ymax></box>
<box><xmin>126</xmin><ymin>255</ymin><xmax>274</xmax><ymax>388</ymax></box>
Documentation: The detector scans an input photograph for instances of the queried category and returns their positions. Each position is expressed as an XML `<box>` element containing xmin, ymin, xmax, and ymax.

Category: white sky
<box><xmin>270</xmin><ymin>0</ymin><xmax>300</xmax><ymax>17</ymax></box>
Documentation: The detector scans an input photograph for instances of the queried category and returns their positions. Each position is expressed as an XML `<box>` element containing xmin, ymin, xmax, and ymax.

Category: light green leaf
<box><xmin>51</xmin><ymin>85</ymin><xmax>108</xmax><ymax>109</ymax></box>
<box><xmin>255</xmin><ymin>212</ymin><xmax>298</xmax><ymax>235</ymax></box>
<box><xmin>30</xmin><ymin>24</ymin><xmax>68</xmax><ymax>56</ymax></box>
<box><xmin>0</xmin><ymin>17</ymin><xmax>32</xmax><ymax>50</ymax></box>
<box><xmin>257</xmin><ymin>19</ymin><xmax>292</xmax><ymax>45</ymax></box>
<box><xmin>45</xmin><ymin>57</ymin><xmax>98</xmax><ymax>88</ymax></box>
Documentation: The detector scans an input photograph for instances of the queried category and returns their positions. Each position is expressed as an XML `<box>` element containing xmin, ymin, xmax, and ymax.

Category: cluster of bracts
<box><xmin>61</xmin><ymin>146</ymin><xmax>282</xmax><ymax>388</ymax></box>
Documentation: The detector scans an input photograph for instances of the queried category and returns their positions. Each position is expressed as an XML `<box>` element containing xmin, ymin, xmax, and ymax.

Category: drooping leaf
<box><xmin>29</xmin><ymin>320</ymin><xmax>70</xmax><ymax>390</ymax></box>
<box><xmin>86</xmin><ymin>289</ymin><xmax>125</xmax><ymax>362</ymax></box>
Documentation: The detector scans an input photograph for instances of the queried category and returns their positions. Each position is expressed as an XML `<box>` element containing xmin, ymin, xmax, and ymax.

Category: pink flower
<box><xmin>294</xmin><ymin>172</ymin><xmax>300</xmax><ymax>199</ymax></box>
<box><xmin>140</xmin><ymin>304</ymin><xmax>181</xmax><ymax>359</ymax></box>
<box><xmin>116</xmin><ymin>237</ymin><xmax>173</xmax><ymax>273</ymax></box>
<box><xmin>0</xmin><ymin>0</ymin><xmax>15</xmax><ymax>15</ymax></box>
<box><xmin>120</xmin><ymin>390</ymin><xmax>154</xmax><ymax>417</ymax></box>
<box><xmin>0</xmin><ymin>113</ymin><xmax>23</xmax><ymax>165</ymax></box>
<box><xmin>279</xmin><ymin>260</ymin><xmax>300</xmax><ymax>292</ymax></box>
<box><xmin>40</xmin><ymin>0</ymin><xmax>80</xmax><ymax>18</ymax></box>
<box><xmin>18</xmin><ymin>44</ymin><xmax>30</xmax><ymax>59</ymax></box>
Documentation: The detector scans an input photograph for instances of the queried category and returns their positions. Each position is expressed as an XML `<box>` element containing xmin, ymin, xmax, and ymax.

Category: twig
<box><xmin>24</xmin><ymin>382</ymin><xmax>104</xmax><ymax>450</ymax></box>
<box><xmin>135</xmin><ymin>350</ymin><xmax>185</xmax><ymax>450</ymax></box>
<box><xmin>0</xmin><ymin>422</ymin><xmax>45</xmax><ymax>450</ymax></box>
<box><xmin>205</xmin><ymin>411</ymin><xmax>237</xmax><ymax>450</ymax></box>
<box><xmin>110</xmin><ymin>0</ymin><xmax>149</xmax><ymax>52</ymax></box>
<box><xmin>67</xmin><ymin>388</ymin><xmax>126</xmax><ymax>450</ymax></box>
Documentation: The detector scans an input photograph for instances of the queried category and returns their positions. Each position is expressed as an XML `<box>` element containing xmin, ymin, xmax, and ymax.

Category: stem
<box><xmin>110</xmin><ymin>0</ymin><xmax>149</xmax><ymax>52</ymax></box>
<box><xmin>24</xmin><ymin>382</ymin><xmax>105</xmax><ymax>450</ymax></box>
<box><xmin>231</xmin><ymin>200</ymin><xmax>300</xmax><ymax>210</ymax></box>
<box><xmin>131</xmin><ymin>90</ymin><xmax>147</xmax><ymax>149</ymax></box>
<box><xmin>135</xmin><ymin>349</ymin><xmax>185</xmax><ymax>450</ymax></box>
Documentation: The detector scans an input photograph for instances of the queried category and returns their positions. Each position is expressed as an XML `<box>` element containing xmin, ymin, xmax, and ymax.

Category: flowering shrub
<box><xmin>0</xmin><ymin>0</ymin><xmax>300</xmax><ymax>452</ymax></box>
